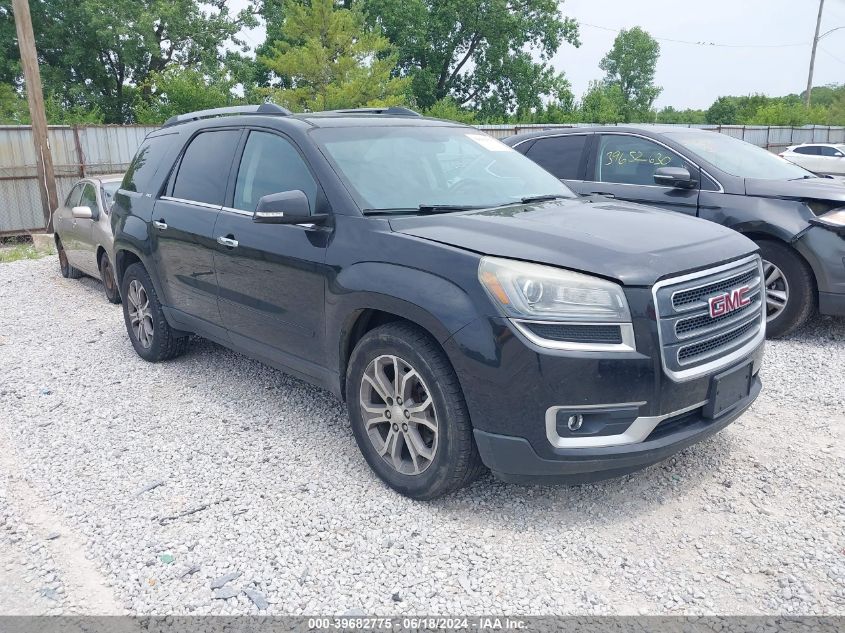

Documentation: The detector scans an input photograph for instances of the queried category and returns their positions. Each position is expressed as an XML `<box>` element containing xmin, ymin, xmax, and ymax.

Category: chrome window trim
<box><xmin>221</xmin><ymin>206</ymin><xmax>252</xmax><ymax>217</ymax></box>
<box><xmin>545</xmin><ymin>400</ymin><xmax>705</xmax><ymax>449</ymax></box>
<box><xmin>652</xmin><ymin>254</ymin><xmax>766</xmax><ymax>382</ymax></box>
<box><xmin>160</xmin><ymin>195</ymin><xmax>220</xmax><ymax>211</ymax></box>
<box><xmin>509</xmin><ymin>132</ymin><xmax>592</xmax><ymax>150</ymax></box>
<box><xmin>511</xmin><ymin>319</ymin><xmax>636</xmax><ymax>353</ymax></box>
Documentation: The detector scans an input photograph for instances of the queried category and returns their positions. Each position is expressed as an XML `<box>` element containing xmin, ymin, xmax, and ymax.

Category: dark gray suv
<box><xmin>505</xmin><ymin>126</ymin><xmax>845</xmax><ymax>337</ymax></box>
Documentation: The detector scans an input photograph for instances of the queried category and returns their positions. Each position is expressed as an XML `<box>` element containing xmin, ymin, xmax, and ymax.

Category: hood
<box><xmin>745</xmin><ymin>176</ymin><xmax>845</xmax><ymax>202</ymax></box>
<box><xmin>388</xmin><ymin>197</ymin><xmax>756</xmax><ymax>286</ymax></box>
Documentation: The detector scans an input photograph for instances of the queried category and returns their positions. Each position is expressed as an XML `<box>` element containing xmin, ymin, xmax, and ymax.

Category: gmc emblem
<box><xmin>709</xmin><ymin>286</ymin><xmax>751</xmax><ymax>318</ymax></box>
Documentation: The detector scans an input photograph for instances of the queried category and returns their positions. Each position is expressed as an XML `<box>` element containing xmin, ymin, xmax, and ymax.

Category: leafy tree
<box><xmin>0</xmin><ymin>83</ymin><xmax>27</xmax><ymax>124</ymax></box>
<box><xmin>424</xmin><ymin>97</ymin><xmax>477</xmax><ymax>123</ymax></box>
<box><xmin>3</xmin><ymin>0</ymin><xmax>260</xmax><ymax>122</ymax></box>
<box><xmin>705</xmin><ymin>96</ymin><xmax>740</xmax><ymax>124</ymax></box>
<box><xmin>655</xmin><ymin>106</ymin><xmax>706</xmax><ymax>124</ymax></box>
<box><xmin>134</xmin><ymin>67</ymin><xmax>242</xmax><ymax>124</ymax></box>
<box><xmin>360</xmin><ymin>0</ymin><xmax>579</xmax><ymax>117</ymax></box>
<box><xmin>599</xmin><ymin>26</ymin><xmax>661</xmax><ymax>122</ymax></box>
<box><xmin>579</xmin><ymin>81</ymin><xmax>625</xmax><ymax>124</ymax></box>
<box><xmin>260</xmin><ymin>0</ymin><xmax>409</xmax><ymax>112</ymax></box>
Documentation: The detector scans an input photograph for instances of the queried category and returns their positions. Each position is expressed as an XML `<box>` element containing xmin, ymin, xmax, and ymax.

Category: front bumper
<box><xmin>443</xmin><ymin>285</ymin><xmax>765</xmax><ymax>484</ymax></box>
<box><xmin>474</xmin><ymin>375</ymin><xmax>760</xmax><ymax>484</ymax></box>
<box><xmin>795</xmin><ymin>225</ymin><xmax>845</xmax><ymax>317</ymax></box>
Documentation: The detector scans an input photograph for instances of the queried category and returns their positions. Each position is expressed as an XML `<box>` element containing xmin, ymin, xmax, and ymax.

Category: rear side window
<box><xmin>171</xmin><ymin>130</ymin><xmax>241</xmax><ymax>206</ymax></box>
<box><xmin>123</xmin><ymin>133</ymin><xmax>178</xmax><ymax>194</ymax></box>
<box><xmin>233</xmin><ymin>131</ymin><xmax>317</xmax><ymax>212</ymax></box>
<box><xmin>524</xmin><ymin>135</ymin><xmax>588</xmax><ymax>180</ymax></box>
<box><xmin>793</xmin><ymin>146</ymin><xmax>819</xmax><ymax>155</ymax></box>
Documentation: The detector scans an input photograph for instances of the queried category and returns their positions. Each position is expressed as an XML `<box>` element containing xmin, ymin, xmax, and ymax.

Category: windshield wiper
<box><xmin>519</xmin><ymin>194</ymin><xmax>569</xmax><ymax>204</ymax></box>
<box><xmin>417</xmin><ymin>204</ymin><xmax>484</xmax><ymax>214</ymax></box>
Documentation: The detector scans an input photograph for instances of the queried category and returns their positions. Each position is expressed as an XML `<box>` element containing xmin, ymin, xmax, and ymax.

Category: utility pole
<box><xmin>805</xmin><ymin>0</ymin><xmax>825</xmax><ymax>108</ymax></box>
<box><xmin>12</xmin><ymin>0</ymin><xmax>57</xmax><ymax>232</ymax></box>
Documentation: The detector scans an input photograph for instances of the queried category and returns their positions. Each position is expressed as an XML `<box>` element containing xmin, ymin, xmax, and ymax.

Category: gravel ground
<box><xmin>0</xmin><ymin>255</ymin><xmax>843</xmax><ymax>616</ymax></box>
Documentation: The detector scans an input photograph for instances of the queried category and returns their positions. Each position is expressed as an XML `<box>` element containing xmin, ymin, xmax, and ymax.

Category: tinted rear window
<box><xmin>794</xmin><ymin>146</ymin><xmax>819</xmax><ymax>155</ymax></box>
<box><xmin>171</xmin><ymin>130</ymin><xmax>241</xmax><ymax>206</ymax></box>
<box><xmin>524</xmin><ymin>135</ymin><xmax>588</xmax><ymax>180</ymax></box>
<box><xmin>122</xmin><ymin>133</ymin><xmax>178</xmax><ymax>194</ymax></box>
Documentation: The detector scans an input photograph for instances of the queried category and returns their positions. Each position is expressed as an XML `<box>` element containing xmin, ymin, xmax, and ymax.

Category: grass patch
<box><xmin>0</xmin><ymin>237</ymin><xmax>54</xmax><ymax>263</ymax></box>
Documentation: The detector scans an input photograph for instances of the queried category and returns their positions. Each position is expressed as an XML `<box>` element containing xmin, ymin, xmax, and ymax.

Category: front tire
<box><xmin>346</xmin><ymin>322</ymin><xmax>484</xmax><ymax>499</ymax></box>
<box><xmin>757</xmin><ymin>240</ymin><xmax>815</xmax><ymax>338</ymax></box>
<box><xmin>99</xmin><ymin>253</ymin><xmax>121</xmax><ymax>304</ymax></box>
<box><xmin>120</xmin><ymin>262</ymin><xmax>188</xmax><ymax>362</ymax></box>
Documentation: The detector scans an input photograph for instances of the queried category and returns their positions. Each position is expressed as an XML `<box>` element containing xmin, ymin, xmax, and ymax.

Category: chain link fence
<box><xmin>2</xmin><ymin>123</ymin><xmax>844</xmax><ymax>236</ymax></box>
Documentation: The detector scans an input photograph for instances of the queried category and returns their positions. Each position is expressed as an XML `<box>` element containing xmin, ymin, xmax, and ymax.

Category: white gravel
<box><xmin>0</xmin><ymin>255</ymin><xmax>843</xmax><ymax>615</ymax></box>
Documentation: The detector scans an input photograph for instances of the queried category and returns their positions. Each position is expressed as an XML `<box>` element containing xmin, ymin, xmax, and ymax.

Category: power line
<box><xmin>820</xmin><ymin>45</ymin><xmax>845</xmax><ymax>65</ymax></box>
<box><xmin>579</xmin><ymin>22</ymin><xmax>808</xmax><ymax>49</ymax></box>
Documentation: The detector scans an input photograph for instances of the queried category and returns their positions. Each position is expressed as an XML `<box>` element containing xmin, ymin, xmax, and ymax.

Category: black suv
<box><xmin>505</xmin><ymin>125</ymin><xmax>845</xmax><ymax>338</ymax></box>
<box><xmin>111</xmin><ymin>105</ymin><xmax>765</xmax><ymax>499</ymax></box>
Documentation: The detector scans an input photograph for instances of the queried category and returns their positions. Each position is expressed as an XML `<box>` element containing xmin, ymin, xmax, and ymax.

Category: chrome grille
<box><xmin>653</xmin><ymin>256</ymin><xmax>765</xmax><ymax>381</ymax></box>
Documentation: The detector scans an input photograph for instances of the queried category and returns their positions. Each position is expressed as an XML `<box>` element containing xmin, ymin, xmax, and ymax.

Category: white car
<box><xmin>780</xmin><ymin>143</ymin><xmax>845</xmax><ymax>176</ymax></box>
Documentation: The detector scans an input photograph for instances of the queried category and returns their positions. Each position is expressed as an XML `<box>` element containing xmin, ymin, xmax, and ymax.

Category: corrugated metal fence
<box><xmin>0</xmin><ymin>125</ymin><xmax>153</xmax><ymax>235</ymax></box>
<box><xmin>2</xmin><ymin>123</ymin><xmax>844</xmax><ymax>235</ymax></box>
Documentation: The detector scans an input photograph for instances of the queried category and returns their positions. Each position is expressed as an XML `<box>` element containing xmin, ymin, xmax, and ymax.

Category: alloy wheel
<box><xmin>762</xmin><ymin>258</ymin><xmax>789</xmax><ymax>323</ymax></box>
<box><xmin>127</xmin><ymin>279</ymin><xmax>154</xmax><ymax>348</ymax></box>
<box><xmin>359</xmin><ymin>354</ymin><xmax>438</xmax><ymax>476</ymax></box>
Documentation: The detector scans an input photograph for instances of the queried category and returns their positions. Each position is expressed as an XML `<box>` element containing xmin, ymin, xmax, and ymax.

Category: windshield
<box><xmin>664</xmin><ymin>130</ymin><xmax>815</xmax><ymax>180</ymax></box>
<box><xmin>312</xmin><ymin>126</ymin><xmax>576</xmax><ymax>212</ymax></box>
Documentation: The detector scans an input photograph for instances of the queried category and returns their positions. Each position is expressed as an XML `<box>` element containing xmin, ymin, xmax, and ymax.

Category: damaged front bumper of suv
<box><xmin>445</xmin><ymin>255</ymin><xmax>766</xmax><ymax>484</ymax></box>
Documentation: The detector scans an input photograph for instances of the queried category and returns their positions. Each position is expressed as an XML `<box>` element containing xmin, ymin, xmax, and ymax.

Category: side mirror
<box><xmin>252</xmin><ymin>190</ymin><xmax>329</xmax><ymax>226</ymax></box>
<box><xmin>72</xmin><ymin>205</ymin><xmax>94</xmax><ymax>219</ymax></box>
<box><xmin>654</xmin><ymin>167</ymin><xmax>697</xmax><ymax>189</ymax></box>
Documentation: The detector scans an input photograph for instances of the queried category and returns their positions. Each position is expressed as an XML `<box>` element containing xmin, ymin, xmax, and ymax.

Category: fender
<box><xmin>328</xmin><ymin>261</ymin><xmax>485</xmax><ymax>388</ymax></box>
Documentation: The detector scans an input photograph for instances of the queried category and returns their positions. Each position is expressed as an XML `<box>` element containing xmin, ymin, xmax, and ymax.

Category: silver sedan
<box><xmin>52</xmin><ymin>175</ymin><xmax>123</xmax><ymax>303</ymax></box>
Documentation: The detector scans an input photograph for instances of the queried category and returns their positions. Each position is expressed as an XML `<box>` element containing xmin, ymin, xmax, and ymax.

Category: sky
<box><xmin>231</xmin><ymin>0</ymin><xmax>845</xmax><ymax>110</ymax></box>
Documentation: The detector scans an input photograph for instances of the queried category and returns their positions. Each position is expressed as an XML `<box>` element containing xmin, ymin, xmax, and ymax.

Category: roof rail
<box><xmin>320</xmin><ymin>106</ymin><xmax>421</xmax><ymax>117</ymax></box>
<box><xmin>162</xmin><ymin>103</ymin><xmax>293</xmax><ymax>128</ymax></box>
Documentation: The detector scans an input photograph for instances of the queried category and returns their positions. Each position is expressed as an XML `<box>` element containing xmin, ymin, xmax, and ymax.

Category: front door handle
<box><xmin>217</xmin><ymin>236</ymin><xmax>239</xmax><ymax>248</ymax></box>
<box><xmin>590</xmin><ymin>191</ymin><xmax>615</xmax><ymax>198</ymax></box>
<box><xmin>152</xmin><ymin>220</ymin><xmax>168</xmax><ymax>230</ymax></box>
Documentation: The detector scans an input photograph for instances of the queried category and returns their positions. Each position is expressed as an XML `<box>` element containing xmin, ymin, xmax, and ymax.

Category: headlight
<box><xmin>478</xmin><ymin>256</ymin><xmax>631</xmax><ymax>322</ymax></box>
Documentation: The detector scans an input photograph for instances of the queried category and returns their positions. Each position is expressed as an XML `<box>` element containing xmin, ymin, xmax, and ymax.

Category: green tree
<box><xmin>655</xmin><ymin>106</ymin><xmax>706</xmax><ymax>124</ymax></box>
<box><xmin>599</xmin><ymin>26</ymin><xmax>661</xmax><ymax>122</ymax></box>
<box><xmin>1</xmin><ymin>0</ymin><xmax>259</xmax><ymax>123</ymax></box>
<box><xmin>360</xmin><ymin>0</ymin><xmax>579</xmax><ymax>117</ymax></box>
<box><xmin>424</xmin><ymin>97</ymin><xmax>477</xmax><ymax>123</ymax></box>
<box><xmin>134</xmin><ymin>67</ymin><xmax>242</xmax><ymax>124</ymax></box>
<box><xmin>260</xmin><ymin>0</ymin><xmax>409</xmax><ymax>112</ymax></box>
<box><xmin>579</xmin><ymin>81</ymin><xmax>625</xmax><ymax>124</ymax></box>
<box><xmin>0</xmin><ymin>83</ymin><xmax>27</xmax><ymax>124</ymax></box>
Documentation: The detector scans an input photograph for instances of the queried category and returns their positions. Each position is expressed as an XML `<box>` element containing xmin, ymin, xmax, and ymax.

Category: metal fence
<box><xmin>2</xmin><ymin>122</ymin><xmax>844</xmax><ymax>235</ymax></box>
<box><xmin>0</xmin><ymin>125</ymin><xmax>154</xmax><ymax>236</ymax></box>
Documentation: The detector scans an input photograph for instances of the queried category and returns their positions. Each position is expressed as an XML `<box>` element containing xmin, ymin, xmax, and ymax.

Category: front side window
<box><xmin>79</xmin><ymin>183</ymin><xmax>97</xmax><ymax>211</ymax></box>
<box><xmin>820</xmin><ymin>146</ymin><xmax>843</xmax><ymax>157</ymax></box>
<box><xmin>233</xmin><ymin>132</ymin><xmax>318</xmax><ymax>212</ymax></box>
<box><xmin>524</xmin><ymin>135</ymin><xmax>589</xmax><ymax>180</ymax></box>
<box><xmin>595</xmin><ymin>135</ymin><xmax>690</xmax><ymax>186</ymax></box>
<box><xmin>171</xmin><ymin>130</ymin><xmax>241</xmax><ymax>206</ymax></box>
<box><xmin>312</xmin><ymin>126</ymin><xmax>575</xmax><ymax>212</ymax></box>
<box><xmin>65</xmin><ymin>183</ymin><xmax>83</xmax><ymax>207</ymax></box>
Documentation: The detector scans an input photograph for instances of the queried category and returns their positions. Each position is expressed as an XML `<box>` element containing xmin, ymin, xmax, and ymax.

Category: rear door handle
<box><xmin>217</xmin><ymin>236</ymin><xmax>239</xmax><ymax>248</ymax></box>
<box><xmin>152</xmin><ymin>220</ymin><xmax>168</xmax><ymax>230</ymax></box>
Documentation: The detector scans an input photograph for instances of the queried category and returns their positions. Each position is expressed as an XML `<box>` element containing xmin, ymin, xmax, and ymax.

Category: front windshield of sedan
<box><xmin>665</xmin><ymin>130</ymin><xmax>815</xmax><ymax>180</ymax></box>
<box><xmin>312</xmin><ymin>125</ymin><xmax>576</xmax><ymax>211</ymax></box>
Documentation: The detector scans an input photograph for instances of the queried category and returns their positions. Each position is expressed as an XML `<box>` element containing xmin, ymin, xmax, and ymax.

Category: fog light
<box><xmin>567</xmin><ymin>414</ymin><xmax>584</xmax><ymax>431</ymax></box>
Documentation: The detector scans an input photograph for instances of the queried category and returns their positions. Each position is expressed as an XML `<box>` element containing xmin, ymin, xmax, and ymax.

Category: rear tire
<box><xmin>57</xmin><ymin>240</ymin><xmax>82</xmax><ymax>279</ymax></box>
<box><xmin>99</xmin><ymin>253</ymin><xmax>121</xmax><ymax>304</ymax></box>
<box><xmin>346</xmin><ymin>322</ymin><xmax>484</xmax><ymax>499</ymax></box>
<box><xmin>120</xmin><ymin>262</ymin><xmax>188</xmax><ymax>362</ymax></box>
<box><xmin>757</xmin><ymin>240</ymin><xmax>815</xmax><ymax>338</ymax></box>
